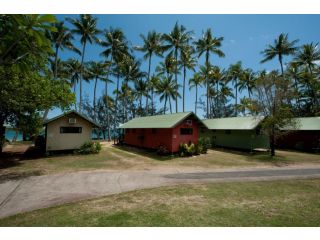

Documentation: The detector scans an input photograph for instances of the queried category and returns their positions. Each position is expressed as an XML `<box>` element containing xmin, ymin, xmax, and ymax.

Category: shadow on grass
<box><xmin>0</xmin><ymin>170</ymin><xmax>44</xmax><ymax>184</ymax></box>
<box><xmin>112</xmin><ymin>144</ymin><xmax>178</xmax><ymax>161</ymax></box>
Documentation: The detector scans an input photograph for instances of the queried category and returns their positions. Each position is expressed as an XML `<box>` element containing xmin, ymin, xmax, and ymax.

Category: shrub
<box><xmin>194</xmin><ymin>143</ymin><xmax>202</xmax><ymax>155</ymax></box>
<box><xmin>77</xmin><ymin>141</ymin><xmax>102</xmax><ymax>154</ymax></box>
<box><xmin>198</xmin><ymin>137</ymin><xmax>211</xmax><ymax>154</ymax></box>
<box><xmin>157</xmin><ymin>145</ymin><xmax>169</xmax><ymax>155</ymax></box>
<box><xmin>179</xmin><ymin>142</ymin><xmax>196</xmax><ymax>157</ymax></box>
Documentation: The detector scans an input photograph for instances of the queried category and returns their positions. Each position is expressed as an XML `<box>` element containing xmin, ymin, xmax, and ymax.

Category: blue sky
<box><xmin>49</xmin><ymin>14</ymin><xmax>320</xmax><ymax>119</ymax></box>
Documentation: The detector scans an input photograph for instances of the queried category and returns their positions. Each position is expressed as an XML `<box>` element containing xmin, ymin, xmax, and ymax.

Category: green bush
<box><xmin>157</xmin><ymin>145</ymin><xmax>169</xmax><ymax>155</ymax></box>
<box><xmin>77</xmin><ymin>141</ymin><xmax>102</xmax><ymax>154</ymax></box>
<box><xmin>179</xmin><ymin>142</ymin><xmax>196</xmax><ymax>157</ymax></box>
<box><xmin>198</xmin><ymin>137</ymin><xmax>211</xmax><ymax>154</ymax></box>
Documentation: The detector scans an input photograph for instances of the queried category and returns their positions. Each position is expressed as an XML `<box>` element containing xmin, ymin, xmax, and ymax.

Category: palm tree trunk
<box><xmin>183</xmin><ymin>65</ymin><xmax>186</xmax><ymax>112</ymax></box>
<box><xmin>106</xmin><ymin>56</ymin><xmax>113</xmax><ymax>142</ymax></box>
<box><xmin>151</xmin><ymin>89</ymin><xmax>154</xmax><ymax>115</ymax></box>
<box><xmin>195</xmin><ymin>85</ymin><xmax>198</xmax><ymax>115</ymax></box>
<box><xmin>235</xmin><ymin>79</ymin><xmax>238</xmax><ymax>116</ymax></box>
<box><xmin>164</xmin><ymin>96</ymin><xmax>167</xmax><ymax>114</ymax></box>
<box><xmin>79</xmin><ymin>41</ymin><xmax>87</xmax><ymax>113</ymax></box>
<box><xmin>206</xmin><ymin>51</ymin><xmax>210</xmax><ymax>119</ymax></box>
<box><xmin>145</xmin><ymin>54</ymin><xmax>152</xmax><ymax>114</ymax></box>
<box><xmin>174</xmin><ymin>48</ymin><xmax>178</xmax><ymax>113</ymax></box>
<box><xmin>93</xmin><ymin>76</ymin><xmax>98</xmax><ymax>121</ymax></box>
<box><xmin>279</xmin><ymin>55</ymin><xmax>284</xmax><ymax>76</ymax></box>
<box><xmin>169</xmin><ymin>97</ymin><xmax>172</xmax><ymax>114</ymax></box>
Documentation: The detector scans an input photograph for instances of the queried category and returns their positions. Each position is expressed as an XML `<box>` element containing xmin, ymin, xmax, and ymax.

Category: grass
<box><xmin>1</xmin><ymin>179</ymin><xmax>320</xmax><ymax>226</ymax></box>
<box><xmin>0</xmin><ymin>143</ymin><xmax>319</xmax><ymax>182</ymax></box>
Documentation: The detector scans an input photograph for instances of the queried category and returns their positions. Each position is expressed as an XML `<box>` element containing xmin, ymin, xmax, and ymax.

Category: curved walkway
<box><xmin>1</xmin><ymin>166</ymin><xmax>320</xmax><ymax>219</ymax></box>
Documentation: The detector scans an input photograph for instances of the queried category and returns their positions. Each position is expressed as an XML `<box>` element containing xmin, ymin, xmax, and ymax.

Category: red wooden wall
<box><xmin>123</xmin><ymin>117</ymin><xmax>199</xmax><ymax>152</ymax></box>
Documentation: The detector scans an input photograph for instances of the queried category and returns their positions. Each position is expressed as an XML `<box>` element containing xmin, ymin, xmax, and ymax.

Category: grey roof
<box><xmin>44</xmin><ymin>110</ymin><xmax>100</xmax><ymax>128</ymax></box>
<box><xmin>119</xmin><ymin>112</ymin><xmax>203</xmax><ymax>129</ymax></box>
<box><xmin>281</xmin><ymin>117</ymin><xmax>320</xmax><ymax>131</ymax></box>
<box><xmin>203</xmin><ymin>116</ymin><xmax>265</xmax><ymax>130</ymax></box>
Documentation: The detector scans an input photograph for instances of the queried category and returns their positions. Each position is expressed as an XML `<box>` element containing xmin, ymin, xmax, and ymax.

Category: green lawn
<box><xmin>0</xmin><ymin>143</ymin><xmax>319</xmax><ymax>183</ymax></box>
<box><xmin>1</xmin><ymin>179</ymin><xmax>320</xmax><ymax>226</ymax></box>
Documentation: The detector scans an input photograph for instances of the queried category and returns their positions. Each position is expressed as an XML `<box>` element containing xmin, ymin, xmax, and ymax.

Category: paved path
<box><xmin>1</xmin><ymin>166</ymin><xmax>320</xmax><ymax>219</ymax></box>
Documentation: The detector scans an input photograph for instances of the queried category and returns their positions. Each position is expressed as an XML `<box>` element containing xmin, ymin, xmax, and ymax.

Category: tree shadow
<box><xmin>112</xmin><ymin>144</ymin><xmax>177</xmax><ymax>161</ymax></box>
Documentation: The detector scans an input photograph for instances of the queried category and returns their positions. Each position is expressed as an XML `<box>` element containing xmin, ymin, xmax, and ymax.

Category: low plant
<box><xmin>179</xmin><ymin>142</ymin><xmax>196</xmax><ymax>157</ymax></box>
<box><xmin>156</xmin><ymin>145</ymin><xmax>169</xmax><ymax>156</ymax></box>
<box><xmin>198</xmin><ymin>137</ymin><xmax>211</xmax><ymax>154</ymax></box>
<box><xmin>77</xmin><ymin>141</ymin><xmax>102</xmax><ymax>154</ymax></box>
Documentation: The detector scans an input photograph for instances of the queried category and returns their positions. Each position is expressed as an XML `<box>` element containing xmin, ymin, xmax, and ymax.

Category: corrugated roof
<box><xmin>203</xmin><ymin>116</ymin><xmax>265</xmax><ymax>130</ymax></box>
<box><xmin>281</xmin><ymin>117</ymin><xmax>320</xmax><ymax>131</ymax></box>
<box><xmin>44</xmin><ymin>110</ymin><xmax>100</xmax><ymax>128</ymax></box>
<box><xmin>119</xmin><ymin>112</ymin><xmax>198</xmax><ymax>129</ymax></box>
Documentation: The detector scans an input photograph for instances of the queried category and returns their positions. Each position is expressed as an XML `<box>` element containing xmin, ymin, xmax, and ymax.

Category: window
<box><xmin>152</xmin><ymin>129</ymin><xmax>157</xmax><ymax>134</ymax></box>
<box><xmin>180</xmin><ymin>128</ymin><xmax>193</xmax><ymax>135</ymax></box>
<box><xmin>60</xmin><ymin>127</ymin><xmax>82</xmax><ymax>134</ymax></box>
<box><xmin>225</xmin><ymin>130</ymin><xmax>231</xmax><ymax>135</ymax></box>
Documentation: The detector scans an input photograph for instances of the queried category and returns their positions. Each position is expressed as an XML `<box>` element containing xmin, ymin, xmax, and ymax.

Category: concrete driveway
<box><xmin>1</xmin><ymin>166</ymin><xmax>320</xmax><ymax>219</ymax></box>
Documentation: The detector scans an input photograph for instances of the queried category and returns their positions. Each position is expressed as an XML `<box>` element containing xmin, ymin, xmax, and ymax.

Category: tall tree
<box><xmin>149</xmin><ymin>74</ymin><xmax>161</xmax><ymax>115</ymax></box>
<box><xmin>100</xmin><ymin>28</ymin><xmax>129</xmax><ymax>141</ymax></box>
<box><xmin>162</xmin><ymin>22</ymin><xmax>193</xmax><ymax>113</ymax></box>
<box><xmin>180</xmin><ymin>45</ymin><xmax>197</xmax><ymax>112</ymax></box>
<box><xmin>84</xmin><ymin>61</ymin><xmax>110</xmax><ymax>121</ymax></box>
<box><xmin>261</xmin><ymin>33</ymin><xmax>298</xmax><ymax>76</ymax></box>
<box><xmin>155</xmin><ymin>76</ymin><xmax>180</xmax><ymax>114</ymax></box>
<box><xmin>228</xmin><ymin>61</ymin><xmax>243</xmax><ymax>116</ymax></box>
<box><xmin>194</xmin><ymin>28</ymin><xmax>225</xmax><ymax>118</ymax></box>
<box><xmin>294</xmin><ymin>43</ymin><xmax>320</xmax><ymax>74</ymax></box>
<box><xmin>135</xmin><ymin>31</ymin><xmax>164</xmax><ymax>113</ymax></box>
<box><xmin>68</xmin><ymin>14</ymin><xmax>100</xmax><ymax>112</ymax></box>
<box><xmin>239</xmin><ymin>68</ymin><xmax>256</xmax><ymax>99</ymax></box>
<box><xmin>189</xmin><ymin>73</ymin><xmax>203</xmax><ymax>115</ymax></box>
<box><xmin>134</xmin><ymin>78</ymin><xmax>149</xmax><ymax>114</ymax></box>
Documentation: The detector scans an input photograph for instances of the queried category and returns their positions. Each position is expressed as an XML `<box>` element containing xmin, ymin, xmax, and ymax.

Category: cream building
<box><xmin>44</xmin><ymin>111</ymin><xmax>100</xmax><ymax>151</ymax></box>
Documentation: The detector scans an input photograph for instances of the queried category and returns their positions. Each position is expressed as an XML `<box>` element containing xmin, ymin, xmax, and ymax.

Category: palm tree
<box><xmin>68</xmin><ymin>14</ymin><xmax>100</xmax><ymax>112</ymax></box>
<box><xmin>46</xmin><ymin>21</ymin><xmax>81</xmax><ymax>79</ymax></box>
<box><xmin>149</xmin><ymin>74</ymin><xmax>161</xmax><ymax>115</ymax></box>
<box><xmin>180</xmin><ymin>45</ymin><xmax>197</xmax><ymax>112</ymax></box>
<box><xmin>65</xmin><ymin>58</ymin><xmax>82</xmax><ymax>109</ymax></box>
<box><xmin>135</xmin><ymin>31</ymin><xmax>164</xmax><ymax>113</ymax></box>
<box><xmin>155</xmin><ymin>76</ymin><xmax>180</xmax><ymax>114</ymax></box>
<box><xmin>286</xmin><ymin>62</ymin><xmax>302</xmax><ymax>108</ymax></box>
<box><xmin>228</xmin><ymin>61</ymin><xmax>243</xmax><ymax>116</ymax></box>
<box><xmin>155</xmin><ymin>52</ymin><xmax>178</xmax><ymax>78</ymax></box>
<box><xmin>162</xmin><ymin>22</ymin><xmax>193</xmax><ymax>113</ymax></box>
<box><xmin>134</xmin><ymin>78</ymin><xmax>149</xmax><ymax>113</ymax></box>
<box><xmin>239</xmin><ymin>68</ymin><xmax>256</xmax><ymax>98</ymax></box>
<box><xmin>294</xmin><ymin>42</ymin><xmax>320</xmax><ymax>74</ymax></box>
<box><xmin>194</xmin><ymin>28</ymin><xmax>225</xmax><ymax>118</ymax></box>
<box><xmin>261</xmin><ymin>33</ymin><xmax>298</xmax><ymax>76</ymax></box>
<box><xmin>85</xmin><ymin>61</ymin><xmax>111</xmax><ymax>121</ymax></box>
<box><xmin>189</xmin><ymin>73</ymin><xmax>203</xmax><ymax>115</ymax></box>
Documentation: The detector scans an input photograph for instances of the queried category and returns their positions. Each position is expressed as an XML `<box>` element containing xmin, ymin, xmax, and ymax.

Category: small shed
<box><xmin>119</xmin><ymin>112</ymin><xmax>204</xmax><ymax>153</ymax></box>
<box><xmin>201</xmin><ymin>116</ymin><xmax>269</xmax><ymax>151</ymax></box>
<box><xmin>44</xmin><ymin>110</ymin><xmax>100</xmax><ymax>151</ymax></box>
<box><xmin>277</xmin><ymin>117</ymin><xmax>320</xmax><ymax>152</ymax></box>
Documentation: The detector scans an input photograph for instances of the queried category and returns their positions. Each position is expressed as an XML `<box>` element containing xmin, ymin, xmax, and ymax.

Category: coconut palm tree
<box><xmin>239</xmin><ymin>68</ymin><xmax>256</xmax><ymax>98</ymax></box>
<box><xmin>162</xmin><ymin>22</ymin><xmax>193</xmax><ymax>113</ymax></box>
<box><xmin>134</xmin><ymin>78</ymin><xmax>149</xmax><ymax>114</ymax></box>
<box><xmin>156</xmin><ymin>76</ymin><xmax>180</xmax><ymax>114</ymax></box>
<box><xmin>180</xmin><ymin>45</ymin><xmax>197</xmax><ymax>112</ymax></box>
<box><xmin>155</xmin><ymin>52</ymin><xmax>178</xmax><ymax>78</ymax></box>
<box><xmin>294</xmin><ymin>43</ymin><xmax>320</xmax><ymax>74</ymax></box>
<box><xmin>149</xmin><ymin>74</ymin><xmax>161</xmax><ymax>115</ymax></box>
<box><xmin>65</xmin><ymin>58</ymin><xmax>82</xmax><ymax>109</ymax></box>
<box><xmin>228</xmin><ymin>61</ymin><xmax>243</xmax><ymax>116</ymax></box>
<box><xmin>85</xmin><ymin>61</ymin><xmax>111</xmax><ymax>120</ymax></box>
<box><xmin>68</xmin><ymin>14</ymin><xmax>101</xmax><ymax>112</ymax></box>
<box><xmin>46</xmin><ymin>21</ymin><xmax>81</xmax><ymax>79</ymax></box>
<box><xmin>135</xmin><ymin>31</ymin><xmax>164</xmax><ymax>113</ymax></box>
<box><xmin>261</xmin><ymin>33</ymin><xmax>298</xmax><ymax>76</ymax></box>
<box><xmin>189</xmin><ymin>73</ymin><xmax>203</xmax><ymax>115</ymax></box>
<box><xmin>194</xmin><ymin>28</ymin><xmax>225</xmax><ymax>118</ymax></box>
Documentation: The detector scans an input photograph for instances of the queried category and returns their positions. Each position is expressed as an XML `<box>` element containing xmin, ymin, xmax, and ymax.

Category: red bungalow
<box><xmin>119</xmin><ymin>112</ymin><xmax>205</xmax><ymax>153</ymax></box>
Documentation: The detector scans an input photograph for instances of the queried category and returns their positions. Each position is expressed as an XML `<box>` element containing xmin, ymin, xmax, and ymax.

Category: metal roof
<box><xmin>119</xmin><ymin>112</ymin><xmax>201</xmax><ymax>129</ymax></box>
<box><xmin>44</xmin><ymin>110</ymin><xmax>100</xmax><ymax>128</ymax></box>
<box><xmin>203</xmin><ymin>116</ymin><xmax>265</xmax><ymax>130</ymax></box>
<box><xmin>281</xmin><ymin>117</ymin><xmax>320</xmax><ymax>131</ymax></box>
